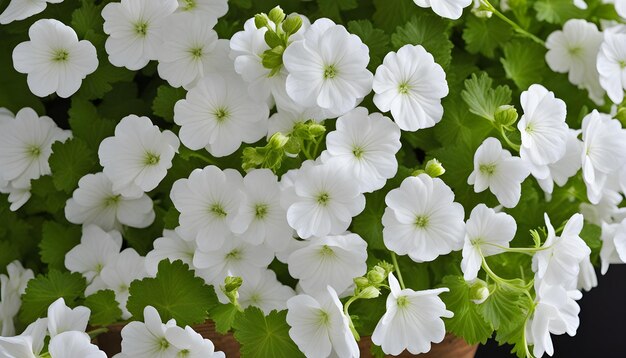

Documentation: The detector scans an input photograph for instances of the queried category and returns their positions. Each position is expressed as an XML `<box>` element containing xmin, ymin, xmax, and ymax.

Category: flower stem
<box><xmin>185</xmin><ymin>151</ymin><xmax>216</xmax><ymax>165</ymax></box>
<box><xmin>481</xmin><ymin>242</ymin><xmax>552</xmax><ymax>254</ymax></box>
<box><xmin>343</xmin><ymin>295</ymin><xmax>361</xmax><ymax>340</ymax></box>
<box><xmin>390</xmin><ymin>252</ymin><xmax>406</xmax><ymax>290</ymax></box>
<box><xmin>498</xmin><ymin>126</ymin><xmax>521</xmax><ymax>152</ymax></box>
<box><xmin>87</xmin><ymin>327</ymin><xmax>109</xmax><ymax>338</ymax></box>
<box><xmin>480</xmin><ymin>0</ymin><xmax>545</xmax><ymax>47</ymax></box>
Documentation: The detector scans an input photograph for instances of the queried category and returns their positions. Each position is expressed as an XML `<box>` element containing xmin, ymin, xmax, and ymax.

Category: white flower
<box><xmin>164</xmin><ymin>325</ymin><xmax>225</xmax><ymax>358</ymax></box>
<box><xmin>0</xmin><ymin>0</ymin><xmax>63</xmax><ymax>24</ymax></box>
<box><xmin>282</xmin><ymin>162</ymin><xmax>365</xmax><ymax>239</ymax></box>
<box><xmin>231</xmin><ymin>169</ymin><xmax>293</xmax><ymax>250</ymax></box>
<box><xmin>0</xmin><ymin>181</ymin><xmax>31</xmax><ymax>212</ymax></box>
<box><xmin>286</xmin><ymin>286</ymin><xmax>359</xmax><ymax>358</ymax></box>
<box><xmin>321</xmin><ymin>107</ymin><xmax>401</xmax><ymax>193</ymax></box>
<box><xmin>532</xmin><ymin>213</ymin><xmax>591</xmax><ymax>288</ymax></box>
<box><xmin>372</xmin><ymin>273</ymin><xmax>452</xmax><ymax>355</ymax></box>
<box><xmin>119</xmin><ymin>306</ymin><xmax>178</xmax><ymax>358</ymax></box>
<box><xmin>238</xmin><ymin>270</ymin><xmax>296</xmax><ymax>314</ymax></box>
<box><xmin>545</xmin><ymin>19</ymin><xmax>604</xmax><ymax>100</ymax></box>
<box><xmin>373</xmin><ymin>44</ymin><xmax>448</xmax><ymax>131</ymax></box>
<box><xmin>170</xmin><ymin>165</ymin><xmax>244</xmax><ymax>251</ymax></box>
<box><xmin>382</xmin><ymin>174</ymin><xmax>465</xmax><ymax>262</ymax></box>
<box><xmin>145</xmin><ymin>229</ymin><xmax>197</xmax><ymax>277</ymax></box>
<box><xmin>175</xmin><ymin>0</ymin><xmax>228</xmax><ymax>22</ymax></box>
<box><xmin>287</xmin><ymin>233</ymin><xmax>368</xmax><ymax>296</ymax></box>
<box><xmin>581</xmin><ymin>110</ymin><xmax>626</xmax><ymax>204</ymax></box>
<box><xmin>413</xmin><ymin>0</ymin><xmax>472</xmax><ymax>20</ymax></box>
<box><xmin>157</xmin><ymin>13</ymin><xmax>232</xmax><ymax>89</ymax></box>
<box><xmin>12</xmin><ymin>19</ymin><xmax>98</xmax><ymax>98</ymax></box>
<box><xmin>597</xmin><ymin>26</ymin><xmax>626</xmax><ymax>103</ymax></box>
<box><xmin>0</xmin><ymin>318</ymin><xmax>47</xmax><ymax>358</ymax></box>
<box><xmin>518</xmin><ymin>84</ymin><xmax>569</xmax><ymax>167</ymax></box>
<box><xmin>577</xmin><ymin>256</ymin><xmax>598</xmax><ymax>292</ymax></box>
<box><xmin>64</xmin><ymin>225</ymin><xmax>122</xmax><ymax>293</ymax></box>
<box><xmin>193</xmin><ymin>235</ymin><xmax>274</xmax><ymax>287</ymax></box>
<box><xmin>535</xmin><ymin>129</ymin><xmax>583</xmax><ymax>194</ymax></box>
<box><xmin>98</xmin><ymin>115</ymin><xmax>180</xmax><ymax>197</ymax></box>
<box><xmin>0</xmin><ymin>261</ymin><xmax>34</xmax><ymax>336</ymax></box>
<box><xmin>100</xmin><ymin>248</ymin><xmax>148</xmax><ymax>319</ymax></box>
<box><xmin>174</xmin><ymin>74</ymin><xmax>269</xmax><ymax>157</ymax></box>
<box><xmin>579</xmin><ymin>188</ymin><xmax>626</xmax><ymax>226</ymax></box>
<box><xmin>599</xmin><ymin>219</ymin><xmax>626</xmax><ymax>274</ymax></box>
<box><xmin>65</xmin><ymin>172</ymin><xmax>155</xmax><ymax>231</ymax></box>
<box><xmin>283</xmin><ymin>18</ymin><xmax>373</xmax><ymax>115</ymax></box>
<box><xmin>461</xmin><ymin>204</ymin><xmax>516</xmax><ymax>281</ymax></box>
<box><xmin>102</xmin><ymin>0</ymin><xmax>178</xmax><ymax>70</ymax></box>
<box><xmin>0</xmin><ymin>107</ymin><xmax>70</xmax><ymax>188</ymax></box>
<box><xmin>48</xmin><ymin>331</ymin><xmax>106</xmax><ymax>358</ymax></box>
<box><xmin>468</xmin><ymin>137</ymin><xmax>530</xmax><ymax>208</ymax></box>
<box><xmin>46</xmin><ymin>298</ymin><xmax>90</xmax><ymax>338</ymax></box>
<box><xmin>527</xmin><ymin>283</ymin><xmax>581</xmax><ymax>358</ymax></box>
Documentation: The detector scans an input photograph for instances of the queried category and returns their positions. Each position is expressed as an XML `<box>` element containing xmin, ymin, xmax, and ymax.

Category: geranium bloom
<box><xmin>174</xmin><ymin>73</ymin><xmax>269</xmax><ymax>157</ymax></box>
<box><xmin>174</xmin><ymin>0</ymin><xmax>228</xmax><ymax>23</ymax></box>
<box><xmin>64</xmin><ymin>225</ymin><xmax>123</xmax><ymax>294</ymax></box>
<box><xmin>231</xmin><ymin>169</ymin><xmax>293</xmax><ymax>250</ymax></box>
<box><xmin>597</xmin><ymin>25</ymin><xmax>626</xmax><ymax>104</ymax></box>
<box><xmin>238</xmin><ymin>269</ymin><xmax>296</xmax><ymax>314</ymax></box>
<box><xmin>145</xmin><ymin>230</ymin><xmax>197</xmax><ymax>277</ymax></box>
<box><xmin>65</xmin><ymin>172</ymin><xmax>155</xmax><ymax>231</ymax></box>
<box><xmin>102</xmin><ymin>0</ymin><xmax>178</xmax><ymax>70</ymax></box>
<box><xmin>46</xmin><ymin>298</ymin><xmax>90</xmax><ymax>338</ymax></box>
<box><xmin>164</xmin><ymin>325</ymin><xmax>225</xmax><ymax>358</ymax></box>
<box><xmin>383</xmin><ymin>174</ymin><xmax>465</xmax><ymax>262</ymax></box>
<box><xmin>99</xmin><ymin>248</ymin><xmax>148</xmax><ymax>319</ymax></box>
<box><xmin>287</xmin><ymin>233</ymin><xmax>368</xmax><ymax>296</ymax></box>
<box><xmin>535</xmin><ymin>129</ymin><xmax>583</xmax><ymax>194</ymax></box>
<box><xmin>99</xmin><ymin>115</ymin><xmax>180</xmax><ymax>197</ymax></box>
<box><xmin>0</xmin><ymin>261</ymin><xmax>34</xmax><ymax>336</ymax></box>
<box><xmin>48</xmin><ymin>331</ymin><xmax>106</xmax><ymax>358</ymax></box>
<box><xmin>599</xmin><ymin>219</ymin><xmax>626</xmax><ymax>274</ymax></box>
<box><xmin>372</xmin><ymin>273</ymin><xmax>453</xmax><ymax>355</ymax></box>
<box><xmin>413</xmin><ymin>0</ymin><xmax>473</xmax><ymax>20</ymax></box>
<box><xmin>282</xmin><ymin>162</ymin><xmax>366</xmax><ymax>239</ymax></box>
<box><xmin>157</xmin><ymin>13</ymin><xmax>232</xmax><ymax>89</ymax></box>
<box><xmin>118</xmin><ymin>306</ymin><xmax>178</xmax><ymax>358</ymax></box>
<box><xmin>170</xmin><ymin>166</ymin><xmax>244</xmax><ymax>250</ymax></box>
<box><xmin>0</xmin><ymin>107</ymin><xmax>70</xmax><ymax>188</ymax></box>
<box><xmin>286</xmin><ymin>286</ymin><xmax>359</xmax><ymax>358</ymax></box>
<box><xmin>527</xmin><ymin>283</ymin><xmax>582</xmax><ymax>358</ymax></box>
<box><xmin>581</xmin><ymin>110</ymin><xmax>626</xmax><ymax>204</ymax></box>
<box><xmin>12</xmin><ymin>19</ymin><xmax>98</xmax><ymax>98</ymax></box>
<box><xmin>0</xmin><ymin>318</ymin><xmax>47</xmax><ymax>358</ymax></box>
<box><xmin>193</xmin><ymin>235</ymin><xmax>274</xmax><ymax>287</ymax></box>
<box><xmin>0</xmin><ymin>0</ymin><xmax>63</xmax><ymax>24</ymax></box>
<box><xmin>321</xmin><ymin>107</ymin><xmax>401</xmax><ymax>193</ymax></box>
<box><xmin>468</xmin><ymin>137</ymin><xmax>530</xmax><ymax>208</ymax></box>
<box><xmin>283</xmin><ymin>18</ymin><xmax>373</xmax><ymax>115</ymax></box>
<box><xmin>373</xmin><ymin>44</ymin><xmax>448</xmax><ymax>131</ymax></box>
<box><xmin>532</xmin><ymin>214</ymin><xmax>591</xmax><ymax>287</ymax></box>
<box><xmin>461</xmin><ymin>204</ymin><xmax>517</xmax><ymax>281</ymax></box>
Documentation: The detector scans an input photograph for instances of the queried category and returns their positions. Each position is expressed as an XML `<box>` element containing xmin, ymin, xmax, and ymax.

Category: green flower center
<box><xmin>317</xmin><ymin>309</ymin><xmax>331</xmax><ymax>326</ymax></box>
<box><xmin>397</xmin><ymin>295</ymin><xmax>409</xmax><ymax>308</ymax></box>
<box><xmin>104</xmin><ymin>194</ymin><xmax>121</xmax><ymax>207</ymax></box>
<box><xmin>144</xmin><ymin>152</ymin><xmax>160</xmax><ymax>166</ymax></box>
<box><xmin>323</xmin><ymin>65</ymin><xmax>337</xmax><ymax>79</ymax></box>
<box><xmin>189</xmin><ymin>47</ymin><xmax>203</xmax><ymax>59</ymax></box>
<box><xmin>254</xmin><ymin>203</ymin><xmax>269</xmax><ymax>219</ymax></box>
<box><xmin>414</xmin><ymin>215</ymin><xmax>429</xmax><ymax>229</ymax></box>
<box><xmin>52</xmin><ymin>50</ymin><xmax>69</xmax><ymax>62</ymax></box>
<box><xmin>210</xmin><ymin>203</ymin><xmax>228</xmax><ymax>217</ymax></box>
<box><xmin>159</xmin><ymin>338</ymin><xmax>169</xmax><ymax>350</ymax></box>
<box><xmin>319</xmin><ymin>245</ymin><xmax>335</xmax><ymax>257</ymax></box>
<box><xmin>316</xmin><ymin>192</ymin><xmax>330</xmax><ymax>206</ymax></box>
<box><xmin>398</xmin><ymin>82</ymin><xmax>411</xmax><ymax>94</ymax></box>
<box><xmin>226</xmin><ymin>249</ymin><xmax>242</xmax><ymax>260</ymax></box>
<box><xmin>214</xmin><ymin>107</ymin><xmax>230</xmax><ymax>122</ymax></box>
<box><xmin>620</xmin><ymin>60</ymin><xmax>626</xmax><ymax>69</ymax></box>
<box><xmin>179</xmin><ymin>349</ymin><xmax>190</xmax><ymax>357</ymax></box>
<box><xmin>181</xmin><ymin>0</ymin><xmax>196</xmax><ymax>10</ymax></box>
<box><xmin>135</xmin><ymin>21</ymin><xmax>149</xmax><ymax>36</ymax></box>
<box><xmin>352</xmin><ymin>146</ymin><xmax>365</xmax><ymax>159</ymax></box>
<box><xmin>28</xmin><ymin>145</ymin><xmax>41</xmax><ymax>158</ymax></box>
<box><xmin>479</xmin><ymin>163</ymin><xmax>497</xmax><ymax>176</ymax></box>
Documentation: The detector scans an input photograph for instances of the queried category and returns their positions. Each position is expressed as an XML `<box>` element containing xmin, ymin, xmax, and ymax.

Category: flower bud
<box><xmin>494</xmin><ymin>104</ymin><xmax>518</xmax><ymax>127</ymax></box>
<box><xmin>469</xmin><ymin>279</ymin><xmax>490</xmax><ymax>304</ymax></box>
<box><xmin>268</xmin><ymin>6</ymin><xmax>286</xmax><ymax>25</ymax></box>
<box><xmin>261</xmin><ymin>47</ymin><xmax>284</xmax><ymax>70</ymax></box>
<box><xmin>424</xmin><ymin>159</ymin><xmax>445</xmax><ymax>178</ymax></box>
<box><xmin>284</xmin><ymin>137</ymin><xmax>301</xmax><ymax>156</ymax></box>
<box><xmin>354</xmin><ymin>277</ymin><xmax>370</xmax><ymax>289</ymax></box>
<box><xmin>359</xmin><ymin>286</ymin><xmax>381</xmax><ymax>299</ymax></box>
<box><xmin>254</xmin><ymin>14</ymin><xmax>269</xmax><ymax>29</ymax></box>
<box><xmin>282</xmin><ymin>15</ymin><xmax>303</xmax><ymax>35</ymax></box>
<box><xmin>268</xmin><ymin>132</ymin><xmax>289</xmax><ymax>150</ymax></box>
<box><xmin>367</xmin><ymin>267</ymin><xmax>386</xmax><ymax>284</ymax></box>
<box><xmin>224</xmin><ymin>276</ymin><xmax>243</xmax><ymax>293</ymax></box>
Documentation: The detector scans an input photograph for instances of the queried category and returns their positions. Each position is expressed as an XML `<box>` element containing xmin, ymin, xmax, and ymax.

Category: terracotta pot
<box><xmin>97</xmin><ymin>321</ymin><xmax>476</xmax><ymax>358</ymax></box>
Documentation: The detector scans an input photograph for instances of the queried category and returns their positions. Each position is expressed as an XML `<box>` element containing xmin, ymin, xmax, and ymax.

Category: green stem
<box><xmin>498</xmin><ymin>126</ymin><xmax>521</xmax><ymax>152</ymax></box>
<box><xmin>87</xmin><ymin>327</ymin><xmax>109</xmax><ymax>338</ymax></box>
<box><xmin>390</xmin><ymin>252</ymin><xmax>406</xmax><ymax>290</ymax></box>
<box><xmin>185</xmin><ymin>151</ymin><xmax>216</xmax><ymax>165</ymax></box>
<box><xmin>480</xmin><ymin>0</ymin><xmax>545</xmax><ymax>47</ymax></box>
<box><xmin>343</xmin><ymin>295</ymin><xmax>361</xmax><ymax>340</ymax></box>
<box><xmin>481</xmin><ymin>242</ymin><xmax>552</xmax><ymax>254</ymax></box>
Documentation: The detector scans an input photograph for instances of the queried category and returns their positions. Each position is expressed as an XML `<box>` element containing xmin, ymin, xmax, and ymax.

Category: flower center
<box><xmin>398</xmin><ymin>82</ymin><xmax>411</xmax><ymax>94</ymax></box>
<box><xmin>316</xmin><ymin>192</ymin><xmax>330</xmax><ymax>206</ymax></box>
<box><xmin>189</xmin><ymin>47</ymin><xmax>203</xmax><ymax>59</ymax></box>
<box><xmin>27</xmin><ymin>145</ymin><xmax>42</xmax><ymax>158</ymax></box>
<box><xmin>52</xmin><ymin>49</ymin><xmax>69</xmax><ymax>62</ymax></box>
<box><xmin>317</xmin><ymin>309</ymin><xmax>331</xmax><ymax>326</ymax></box>
<box><xmin>254</xmin><ymin>203</ymin><xmax>269</xmax><ymax>220</ymax></box>
<box><xmin>179</xmin><ymin>349</ymin><xmax>190</xmax><ymax>357</ymax></box>
<box><xmin>397</xmin><ymin>295</ymin><xmax>409</xmax><ymax>308</ymax></box>
<box><xmin>158</xmin><ymin>338</ymin><xmax>169</xmax><ymax>350</ymax></box>
<box><xmin>104</xmin><ymin>194</ymin><xmax>121</xmax><ymax>207</ymax></box>
<box><xmin>225</xmin><ymin>249</ymin><xmax>242</xmax><ymax>260</ymax></box>
<box><xmin>144</xmin><ymin>152</ymin><xmax>160</xmax><ymax>166</ymax></box>
<box><xmin>135</xmin><ymin>21</ymin><xmax>149</xmax><ymax>37</ymax></box>
<box><xmin>619</xmin><ymin>60</ymin><xmax>626</xmax><ymax>69</ymax></box>
<box><xmin>181</xmin><ymin>0</ymin><xmax>196</xmax><ymax>10</ymax></box>
<box><xmin>352</xmin><ymin>146</ymin><xmax>365</xmax><ymax>159</ymax></box>
<box><xmin>479</xmin><ymin>163</ymin><xmax>497</xmax><ymax>176</ymax></box>
<box><xmin>567</xmin><ymin>46</ymin><xmax>582</xmax><ymax>56</ymax></box>
<box><xmin>214</xmin><ymin>107</ymin><xmax>230</xmax><ymax>122</ymax></box>
<box><xmin>319</xmin><ymin>245</ymin><xmax>335</xmax><ymax>257</ymax></box>
<box><xmin>323</xmin><ymin>65</ymin><xmax>338</xmax><ymax>79</ymax></box>
<box><xmin>414</xmin><ymin>215</ymin><xmax>429</xmax><ymax>229</ymax></box>
<box><xmin>209</xmin><ymin>203</ymin><xmax>227</xmax><ymax>217</ymax></box>
<box><xmin>248</xmin><ymin>293</ymin><xmax>261</xmax><ymax>304</ymax></box>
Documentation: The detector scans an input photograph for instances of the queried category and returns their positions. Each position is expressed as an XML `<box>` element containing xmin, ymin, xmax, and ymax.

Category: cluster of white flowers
<box><xmin>0</xmin><ymin>298</ymin><xmax>105</xmax><ymax>358</ymax></box>
<box><xmin>0</xmin><ymin>261</ymin><xmax>33</xmax><ymax>337</ymax></box>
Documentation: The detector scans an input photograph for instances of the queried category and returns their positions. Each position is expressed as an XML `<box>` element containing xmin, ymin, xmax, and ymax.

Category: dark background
<box><xmin>477</xmin><ymin>265</ymin><xmax>626</xmax><ymax>357</ymax></box>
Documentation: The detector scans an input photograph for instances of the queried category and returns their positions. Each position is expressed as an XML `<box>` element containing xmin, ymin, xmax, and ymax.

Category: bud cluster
<box><xmin>255</xmin><ymin>6</ymin><xmax>304</xmax><ymax>76</ymax></box>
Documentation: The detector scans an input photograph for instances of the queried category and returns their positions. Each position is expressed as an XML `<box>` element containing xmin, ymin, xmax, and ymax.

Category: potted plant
<box><xmin>1</xmin><ymin>0</ymin><xmax>625</xmax><ymax>357</ymax></box>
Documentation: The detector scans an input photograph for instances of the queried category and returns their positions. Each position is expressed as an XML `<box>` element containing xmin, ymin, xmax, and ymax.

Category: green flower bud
<box><xmin>494</xmin><ymin>104</ymin><xmax>518</xmax><ymax>127</ymax></box>
<box><xmin>268</xmin><ymin>6</ymin><xmax>286</xmax><ymax>25</ymax></box>
<box><xmin>284</xmin><ymin>137</ymin><xmax>302</xmax><ymax>156</ymax></box>
<box><xmin>377</xmin><ymin>261</ymin><xmax>394</xmax><ymax>276</ymax></box>
<box><xmin>264</xmin><ymin>31</ymin><xmax>283</xmax><ymax>49</ymax></box>
<box><xmin>242</xmin><ymin>147</ymin><xmax>265</xmax><ymax>171</ymax></box>
<box><xmin>254</xmin><ymin>14</ymin><xmax>269</xmax><ymax>29</ymax></box>
<box><xmin>354</xmin><ymin>277</ymin><xmax>370</xmax><ymax>289</ymax></box>
<box><xmin>308</xmin><ymin>123</ymin><xmax>326</xmax><ymax>137</ymax></box>
<box><xmin>224</xmin><ymin>276</ymin><xmax>243</xmax><ymax>293</ymax></box>
<box><xmin>424</xmin><ymin>159</ymin><xmax>445</xmax><ymax>178</ymax></box>
<box><xmin>359</xmin><ymin>286</ymin><xmax>381</xmax><ymax>299</ymax></box>
<box><xmin>261</xmin><ymin>47</ymin><xmax>284</xmax><ymax>70</ymax></box>
<box><xmin>268</xmin><ymin>132</ymin><xmax>289</xmax><ymax>150</ymax></box>
<box><xmin>367</xmin><ymin>267</ymin><xmax>386</xmax><ymax>284</ymax></box>
<box><xmin>282</xmin><ymin>15</ymin><xmax>303</xmax><ymax>35</ymax></box>
<box><xmin>469</xmin><ymin>279</ymin><xmax>490</xmax><ymax>304</ymax></box>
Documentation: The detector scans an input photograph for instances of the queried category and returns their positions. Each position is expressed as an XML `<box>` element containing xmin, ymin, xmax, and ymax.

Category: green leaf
<box><xmin>373</xmin><ymin>0</ymin><xmax>420</xmax><ymax>32</ymax></box>
<box><xmin>580</xmin><ymin>222</ymin><xmax>602</xmax><ymax>265</ymax></box>
<box><xmin>39</xmin><ymin>221</ymin><xmax>81</xmax><ymax>271</ymax></box>
<box><xmin>153</xmin><ymin>85</ymin><xmax>187</xmax><ymax>122</ymax></box>
<box><xmin>68</xmin><ymin>98</ymin><xmax>116</xmax><ymax>151</ymax></box>
<box><xmin>84</xmin><ymin>290</ymin><xmax>123</xmax><ymax>326</ymax></box>
<box><xmin>533</xmin><ymin>0</ymin><xmax>586</xmax><ymax>24</ymax></box>
<box><xmin>49</xmin><ymin>138</ymin><xmax>98</xmax><ymax>193</ymax></box>
<box><xmin>20</xmin><ymin>270</ymin><xmax>86</xmax><ymax>324</ymax></box>
<box><xmin>435</xmin><ymin>97</ymin><xmax>494</xmax><ymax>147</ymax></box>
<box><xmin>233</xmin><ymin>307</ymin><xmax>304</xmax><ymax>358</ymax></box>
<box><xmin>29</xmin><ymin>176</ymin><xmax>68</xmax><ymax>214</ymax></box>
<box><xmin>390</xmin><ymin>14</ymin><xmax>453</xmax><ymax>68</ymax></box>
<box><xmin>317</xmin><ymin>0</ymin><xmax>358</xmax><ymax>21</ymax></box>
<box><xmin>477</xmin><ymin>282</ymin><xmax>527</xmax><ymax>330</ymax></box>
<box><xmin>462</xmin><ymin>16</ymin><xmax>512</xmax><ymax>58</ymax></box>
<box><xmin>210</xmin><ymin>303</ymin><xmax>240</xmax><ymax>334</ymax></box>
<box><xmin>347</xmin><ymin>20</ymin><xmax>390</xmax><ymax>69</ymax></box>
<box><xmin>71</xmin><ymin>0</ymin><xmax>103</xmax><ymax>38</ymax></box>
<box><xmin>461</xmin><ymin>72</ymin><xmax>512</xmax><ymax>121</ymax></box>
<box><xmin>438</xmin><ymin>275</ymin><xmax>493</xmax><ymax>345</ymax></box>
<box><xmin>127</xmin><ymin>260</ymin><xmax>218</xmax><ymax>326</ymax></box>
<box><xmin>501</xmin><ymin>40</ymin><xmax>548</xmax><ymax>90</ymax></box>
